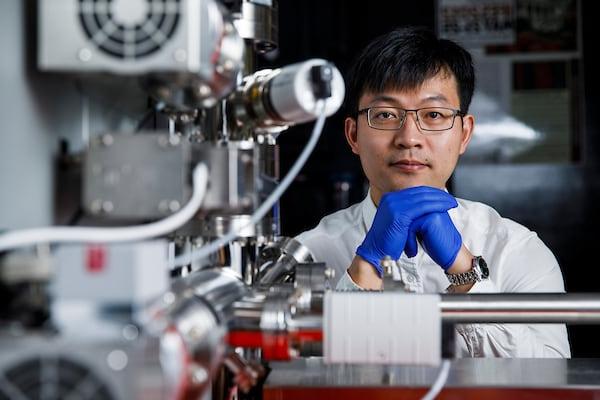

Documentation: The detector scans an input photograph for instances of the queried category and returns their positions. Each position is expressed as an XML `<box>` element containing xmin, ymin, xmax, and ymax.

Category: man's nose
<box><xmin>393</xmin><ymin>111</ymin><xmax>423</xmax><ymax>148</ymax></box>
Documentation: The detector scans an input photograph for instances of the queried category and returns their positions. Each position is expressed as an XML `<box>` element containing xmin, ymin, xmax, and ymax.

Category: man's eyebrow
<box><xmin>365</xmin><ymin>95</ymin><xmax>400</xmax><ymax>105</ymax></box>
<box><xmin>421</xmin><ymin>94</ymin><xmax>449</xmax><ymax>103</ymax></box>
<box><xmin>365</xmin><ymin>94</ymin><xmax>451</xmax><ymax>107</ymax></box>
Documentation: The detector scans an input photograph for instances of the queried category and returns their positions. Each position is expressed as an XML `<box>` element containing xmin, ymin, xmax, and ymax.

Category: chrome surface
<box><xmin>265</xmin><ymin>358</ymin><xmax>600</xmax><ymax>389</ymax></box>
<box><xmin>440</xmin><ymin>293</ymin><xmax>600</xmax><ymax>323</ymax></box>
<box><xmin>257</xmin><ymin>237</ymin><xmax>314</xmax><ymax>285</ymax></box>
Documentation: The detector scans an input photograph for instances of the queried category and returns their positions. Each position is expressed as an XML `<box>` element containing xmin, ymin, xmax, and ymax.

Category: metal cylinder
<box><xmin>439</xmin><ymin>293</ymin><xmax>600</xmax><ymax>324</ymax></box>
<box><xmin>230</xmin><ymin>293</ymin><xmax>600</xmax><ymax>333</ymax></box>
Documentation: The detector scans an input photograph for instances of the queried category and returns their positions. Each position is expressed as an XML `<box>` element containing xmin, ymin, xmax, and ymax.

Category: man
<box><xmin>296</xmin><ymin>27</ymin><xmax>570</xmax><ymax>357</ymax></box>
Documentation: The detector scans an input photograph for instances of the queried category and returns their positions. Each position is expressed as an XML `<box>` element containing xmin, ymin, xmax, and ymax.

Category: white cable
<box><xmin>170</xmin><ymin>99</ymin><xmax>328</xmax><ymax>268</ymax></box>
<box><xmin>421</xmin><ymin>359</ymin><xmax>451</xmax><ymax>400</ymax></box>
<box><xmin>0</xmin><ymin>164</ymin><xmax>209</xmax><ymax>252</ymax></box>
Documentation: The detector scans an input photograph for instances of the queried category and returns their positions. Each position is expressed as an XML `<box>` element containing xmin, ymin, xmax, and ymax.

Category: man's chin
<box><xmin>388</xmin><ymin>177</ymin><xmax>444</xmax><ymax>191</ymax></box>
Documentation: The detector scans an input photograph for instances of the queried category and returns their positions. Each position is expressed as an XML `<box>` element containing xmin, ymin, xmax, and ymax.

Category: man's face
<box><xmin>344</xmin><ymin>71</ymin><xmax>474</xmax><ymax>205</ymax></box>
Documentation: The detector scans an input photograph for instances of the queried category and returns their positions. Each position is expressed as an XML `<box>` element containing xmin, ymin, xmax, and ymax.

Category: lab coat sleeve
<box><xmin>456</xmin><ymin>233</ymin><xmax>571</xmax><ymax>358</ymax></box>
<box><xmin>335</xmin><ymin>270</ymin><xmax>365</xmax><ymax>291</ymax></box>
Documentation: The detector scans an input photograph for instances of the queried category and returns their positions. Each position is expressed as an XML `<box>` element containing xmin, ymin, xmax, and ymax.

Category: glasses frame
<box><xmin>357</xmin><ymin>106</ymin><xmax>466</xmax><ymax>132</ymax></box>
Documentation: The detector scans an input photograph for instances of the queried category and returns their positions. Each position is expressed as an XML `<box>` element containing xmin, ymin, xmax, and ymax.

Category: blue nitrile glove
<box><xmin>404</xmin><ymin>211</ymin><xmax>462</xmax><ymax>271</ymax></box>
<box><xmin>356</xmin><ymin>186</ymin><xmax>459</xmax><ymax>276</ymax></box>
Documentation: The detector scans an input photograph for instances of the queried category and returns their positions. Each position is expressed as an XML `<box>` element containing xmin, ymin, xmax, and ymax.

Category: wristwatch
<box><xmin>445</xmin><ymin>256</ymin><xmax>489</xmax><ymax>286</ymax></box>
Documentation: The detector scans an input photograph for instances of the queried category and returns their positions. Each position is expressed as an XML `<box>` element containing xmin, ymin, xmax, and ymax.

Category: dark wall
<box><xmin>274</xmin><ymin>1</ymin><xmax>600</xmax><ymax>357</ymax></box>
<box><xmin>275</xmin><ymin>0</ymin><xmax>436</xmax><ymax>236</ymax></box>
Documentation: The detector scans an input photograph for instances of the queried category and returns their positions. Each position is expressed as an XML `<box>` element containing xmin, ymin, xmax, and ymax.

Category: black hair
<box><xmin>345</xmin><ymin>26</ymin><xmax>475</xmax><ymax>116</ymax></box>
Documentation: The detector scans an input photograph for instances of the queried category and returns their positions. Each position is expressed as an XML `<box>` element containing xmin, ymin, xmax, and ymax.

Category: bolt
<box><xmin>163</xmin><ymin>292</ymin><xmax>176</xmax><ymax>305</ymax></box>
<box><xmin>240</xmin><ymin>197</ymin><xmax>252</xmax><ymax>207</ymax></box>
<box><xmin>169</xmin><ymin>135</ymin><xmax>181</xmax><ymax>146</ymax></box>
<box><xmin>174</xmin><ymin>48</ymin><xmax>187</xmax><ymax>63</ymax></box>
<box><xmin>201</xmin><ymin>98</ymin><xmax>217</xmax><ymax>108</ymax></box>
<box><xmin>168</xmin><ymin>200</ymin><xmax>181</xmax><ymax>212</ymax></box>
<box><xmin>380</xmin><ymin>256</ymin><xmax>394</xmax><ymax>277</ymax></box>
<box><xmin>78</xmin><ymin>48</ymin><xmax>92</xmax><ymax>62</ymax></box>
<box><xmin>240</xmin><ymin>153</ymin><xmax>252</xmax><ymax>164</ymax></box>
<box><xmin>186</xmin><ymin>326</ymin><xmax>203</xmax><ymax>341</ymax></box>
<box><xmin>324</xmin><ymin>267</ymin><xmax>335</xmax><ymax>280</ymax></box>
<box><xmin>189</xmin><ymin>363</ymin><xmax>208</xmax><ymax>385</ymax></box>
<box><xmin>106</xmin><ymin>349</ymin><xmax>128</xmax><ymax>371</ymax></box>
<box><xmin>198</xmin><ymin>84</ymin><xmax>212</xmax><ymax>97</ymax></box>
<box><xmin>102</xmin><ymin>201</ymin><xmax>114</xmax><ymax>213</ymax></box>
<box><xmin>122</xmin><ymin>324</ymin><xmax>139</xmax><ymax>341</ymax></box>
<box><xmin>222</xmin><ymin>59</ymin><xmax>236</xmax><ymax>72</ymax></box>
<box><xmin>90</xmin><ymin>199</ymin><xmax>103</xmax><ymax>214</ymax></box>
<box><xmin>158</xmin><ymin>200</ymin><xmax>169</xmax><ymax>213</ymax></box>
<box><xmin>101</xmin><ymin>134</ymin><xmax>114</xmax><ymax>147</ymax></box>
<box><xmin>158</xmin><ymin>135</ymin><xmax>169</xmax><ymax>147</ymax></box>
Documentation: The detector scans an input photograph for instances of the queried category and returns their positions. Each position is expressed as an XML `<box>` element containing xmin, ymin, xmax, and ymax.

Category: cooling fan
<box><xmin>0</xmin><ymin>356</ymin><xmax>115</xmax><ymax>400</ymax></box>
<box><xmin>77</xmin><ymin>0</ymin><xmax>181</xmax><ymax>60</ymax></box>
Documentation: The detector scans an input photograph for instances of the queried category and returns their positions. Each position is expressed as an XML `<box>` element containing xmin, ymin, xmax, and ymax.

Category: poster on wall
<box><xmin>486</xmin><ymin>0</ymin><xmax>578</xmax><ymax>54</ymax></box>
<box><xmin>437</xmin><ymin>0</ymin><xmax>516</xmax><ymax>47</ymax></box>
<box><xmin>439</xmin><ymin>0</ymin><xmax>582</xmax><ymax>164</ymax></box>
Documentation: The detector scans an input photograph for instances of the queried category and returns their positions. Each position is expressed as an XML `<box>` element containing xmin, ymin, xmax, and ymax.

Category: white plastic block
<box><xmin>324</xmin><ymin>291</ymin><xmax>441</xmax><ymax>365</ymax></box>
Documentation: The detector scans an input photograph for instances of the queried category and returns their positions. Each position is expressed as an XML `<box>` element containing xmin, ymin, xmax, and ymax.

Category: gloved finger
<box><xmin>383</xmin><ymin>186</ymin><xmax>457</xmax><ymax>201</ymax></box>
<box><xmin>401</xmin><ymin>199</ymin><xmax>458</xmax><ymax>220</ymax></box>
<box><xmin>384</xmin><ymin>191</ymin><xmax>458</xmax><ymax>211</ymax></box>
<box><xmin>404</xmin><ymin>190</ymin><xmax>458</xmax><ymax>206</ymax></box>
<box><xmin>404</xmin><ymin>227</ymin><xmax>419</xmax><ymax>258</ymax></box>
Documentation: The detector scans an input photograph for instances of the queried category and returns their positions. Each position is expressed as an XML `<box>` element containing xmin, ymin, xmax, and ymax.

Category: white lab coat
<box><xmin>296</xmin><ymin>193</ymin><xmax>571</xmax><ymax>358</ymax></box>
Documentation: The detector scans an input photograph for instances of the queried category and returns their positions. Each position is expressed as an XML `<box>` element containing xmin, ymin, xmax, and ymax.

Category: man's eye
<box><xmin>374</xmin><ymin>111</ymin><xmax>398</xmax><ymax>120</ymax></box>
<box><xmin>426</xmin><ymin>111</ymin><xmax>441</xmax><ymax>119</ymax></box>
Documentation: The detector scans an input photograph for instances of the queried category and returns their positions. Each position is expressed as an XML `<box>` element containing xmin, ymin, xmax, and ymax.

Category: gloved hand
<box><xmin>404</xmin><ymin>211</ymin><xmax>462</xmax><ymax>271</ymax></box>
<box><xmin>356</xmin><ymin>186</ymin><xmax>458</xmax><ymax>276</ymax></box>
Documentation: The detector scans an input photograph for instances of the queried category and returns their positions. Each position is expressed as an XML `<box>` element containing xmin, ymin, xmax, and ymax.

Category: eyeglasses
<box><xmin>357</xmin><ymin>106</ymin><xmax>465</xmax><ymax>132</ymax></box>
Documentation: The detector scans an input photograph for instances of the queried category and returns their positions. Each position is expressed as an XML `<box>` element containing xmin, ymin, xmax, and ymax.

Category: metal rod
<box><xmin>231</xmin><ymin>293</ymin><xmax>600</xmax><ymax>334</ymax></box>
<box><xmin>439</xmin><ymin>293</ymin><xmax>600</xmax><ymax>324</ymax></box>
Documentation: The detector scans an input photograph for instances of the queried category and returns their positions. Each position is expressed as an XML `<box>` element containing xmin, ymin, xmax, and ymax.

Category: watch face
<box><xmin>478</xmin><ymin>257</ymin><xmax>490</xmax><ymax>279</ymax></box>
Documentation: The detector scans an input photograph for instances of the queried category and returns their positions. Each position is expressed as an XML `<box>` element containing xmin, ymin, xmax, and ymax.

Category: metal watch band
<box><xmin>445</xmin><ymin>256</ymin><xmax>487</xmax><ymax>286</ymax></box>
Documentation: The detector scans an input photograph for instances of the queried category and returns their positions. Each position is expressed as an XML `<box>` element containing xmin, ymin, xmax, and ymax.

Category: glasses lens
<box><xmin>368</xmin><ymin>107</ymin><xmax>404</xmax><ymax>129</ymax></box>
<box><xmin>416</xmin><ymin>108</ymin><xmax>456</xmax><ymax>131</ymax></box>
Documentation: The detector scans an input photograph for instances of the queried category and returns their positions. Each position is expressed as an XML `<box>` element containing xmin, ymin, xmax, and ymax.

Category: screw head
<box><xmin>174</xmin><ymin>48</ymin><xmax>187</xmax><ymax>63</ymax></box>
<box><xmin>78</xmin><ymin>48</ymin><xmax>92</xmax><ymax>62</ymax></box>
<box><xmin>189</xmin><ymin>363</ymin><xmax>208</xmax><ymax>385</ymax></box>
<box><xmin>101</xmin><ymin>134</ymin><xmax>114</xmax><ymax>147</ymax></box>
<box><xmin>324</xmin><ymin>268</ymin><xmax>335</xmax><ymax>280</ymax></box>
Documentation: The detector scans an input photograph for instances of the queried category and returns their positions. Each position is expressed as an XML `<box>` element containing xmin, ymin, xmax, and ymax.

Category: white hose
<box><xmin>0</xmin><ymin>164</ymin><xmax>209</xmax><ymax>252</ymax></box>
<box><xmin>421</xmin><ymin>359</ymin><xmax>451</xmax><ymax>400</ymax></box>
<box><xmin>170</xmin><ymin>99</ymin><xmax>327</xmax><ymax>268</ymax></box>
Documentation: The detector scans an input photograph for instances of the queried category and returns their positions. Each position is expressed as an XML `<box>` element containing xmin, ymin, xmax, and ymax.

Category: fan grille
<box><xmin>78</xmin><ymin>0</ymin><xmax>181</xmax><ymax>59</ymax></box>
<box><xmin>0</xmin><ymin>356</ymin><xmax>114</xmax><ymax>400</ymax></box>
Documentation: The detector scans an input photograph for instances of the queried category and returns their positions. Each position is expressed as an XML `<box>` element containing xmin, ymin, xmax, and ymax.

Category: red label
<box><xmin>86</xmin><ymin>246</ymin><xmax>106</xmax><ymax>273</ymax></box>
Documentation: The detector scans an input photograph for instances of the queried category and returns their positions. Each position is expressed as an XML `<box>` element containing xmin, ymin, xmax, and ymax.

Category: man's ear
<box><xmin>344</xmin><ymin>117</ymin><xmax>360</xmax><ymax>155</ymax></box>
<box><xmin>458</xmin><ymin>114</ymin><xmax>474</xmax><ymax>155</ymax></box>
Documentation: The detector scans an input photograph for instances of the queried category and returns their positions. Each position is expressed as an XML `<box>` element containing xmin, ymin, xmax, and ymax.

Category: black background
<box><xmin>270</xmin><ymin>0</ymin><xmax>600</xmax><ymax>358</ymax></box>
